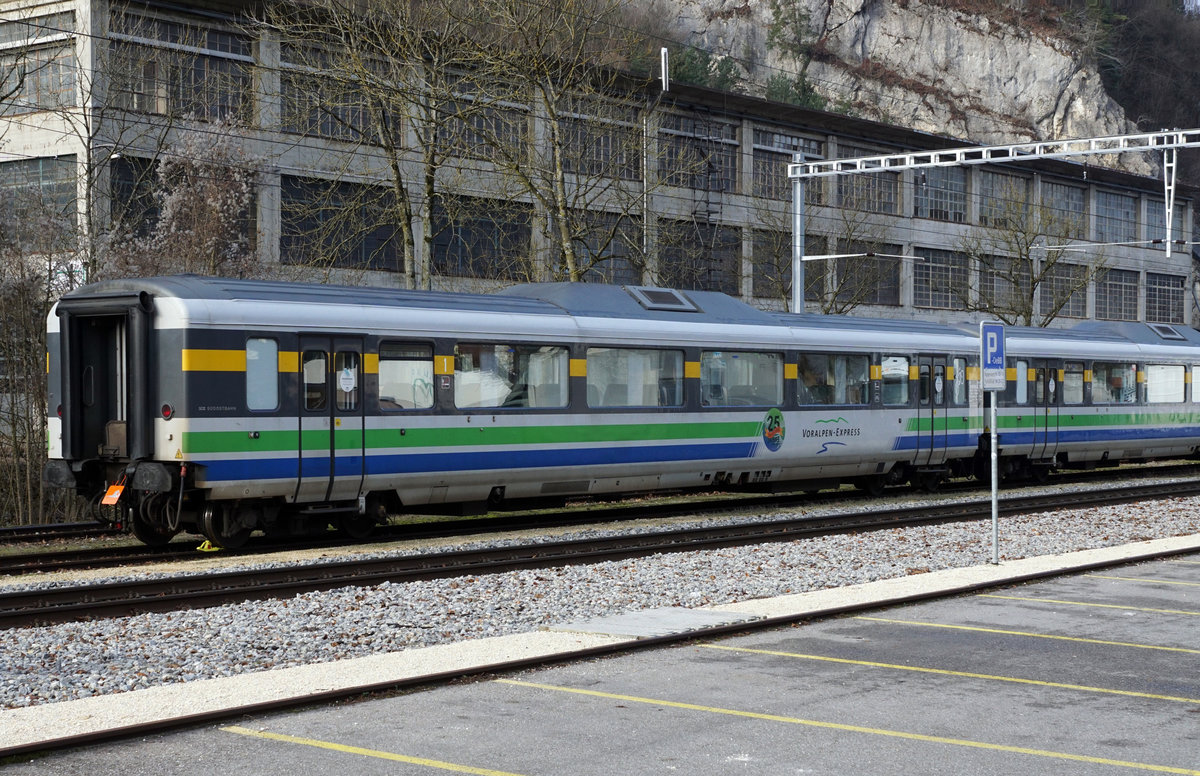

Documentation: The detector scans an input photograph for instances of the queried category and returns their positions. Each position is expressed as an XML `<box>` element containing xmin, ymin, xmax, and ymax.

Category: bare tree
<box><xmin>0</xmin><ymin>165</ymin><xmax>78</xmax><ymax>524</ymax></box>
<box><xmin>957</xmin><ymin>177</ymin><xmax>1106</xmax><ymax>326</ymax></box>
<box><xmin>749</xmin><ymin>181</ymin><xmax>903</xmax><ymax>314</ymax></box>
<box><xmin>260</xmin><ymin>0</ymin><xmax>505</xmax><ymax>288</ymax></box>
<box><xmin>448</xmin><ymin>0</ymin><xmax>662</xmax><ymax>282</ymax></box>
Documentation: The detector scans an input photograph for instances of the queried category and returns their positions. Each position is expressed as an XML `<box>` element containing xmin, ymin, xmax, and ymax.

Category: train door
<box><xmin>296</xmin><ymin>335</ymin><xmax>366</xmax><ymax>504</ymax></box>
<box><xmin>54</xmin><ymin>292</ymin><xmax>153</xmax><ymax>464</ymax></box>
<box><xmin>915</xmin><ymin>356</ymin><xmax>948</xmax><ymax>466</ymax></box>
<box><xmin>1030</xmin><ymin>359</ymin><xmax>1060</xmax><ymax>461</ymax></box>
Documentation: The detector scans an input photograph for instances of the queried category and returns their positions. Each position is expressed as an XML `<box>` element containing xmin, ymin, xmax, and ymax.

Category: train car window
<box><xmin>246</xmin><ymin>338</ymin><xmax>279</xmax><ymax>411</ymax></box>
<box><xmin>586</xmin><ymin>347</ymin><xmax>683</xmax><ymax>408</ymax></box>
<box><xmin>880</xmin><ymin>356</ymin><xmax>910</xmax><ymax>406</ymax></box>
<box><xmin>1093</xmin><ymin>362</ymin><xmax>1137</xmax><ymax>404</ymax></box>
<box><xmin>951</xmin><ymin>357</ymin><xmax>968</xmax><ymax>406</ymax></box>
<box><xmin>302</xmin><ymin>351</ymin><xmax>327</xmax><ymax>411</ymax></box>
<box><xmin>700</xmin><ymin>351</ymin><xmax>783</xmax><ymax>406</ymax></box>
<box><xmin>1146</xmin><ymin>364</ymin><xmax>1184</xmax><ymax>403</ymax></box>
<box><xmin>335</xmin><ymin>351</ymin><xmax>360</xmax><ymax>411</ymax></box>
<box><xmin>918</xmin><ymin>364</ymin><xmax>931</xmax><ymax>406</ymax></box>
<box><xmin>378</xmin><ymin>343</ymin><xmax>434</xmax><ymax>410</ymax></box>
<box><xmin>1014</xmin><ymin>359</ymin><xmax>1029</xmax><ymax>405</ymax></box>
<box><xmin>1192</xmin><ymin>365</ymin><xmax>1200</xmax><ymax>402</ymax></box>
<box><xmin>1062</xmin><ymin>362</ymin><xmax>1085</xmax><ymax>405</ymax></box>
<box><xmin>797</xmin><ymin>354</ymin><xmax>869</xmax><ymax>406</ymax></box>
<box><xmin>455</xmin><ymin>343</ymin><xmax>568</xmax><ymax>409</ymax></box>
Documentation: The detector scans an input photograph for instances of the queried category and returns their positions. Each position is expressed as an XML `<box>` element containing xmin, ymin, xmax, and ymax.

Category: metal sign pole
<box><xmin>991</xmin><ymin>399</ymin><xmax>999</xmax><ymax>565</ymax></box>
<box><xmin>980</xmin><ymin>322</ymin><xmax>1006</xmax><ymax>565</ymax></box>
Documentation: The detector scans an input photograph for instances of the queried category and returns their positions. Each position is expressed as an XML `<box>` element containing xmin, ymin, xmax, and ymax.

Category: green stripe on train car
<box><xmin>181</xmin><ymin>420</ymin><xmax>763</xmax><ymax>455</ymax></box>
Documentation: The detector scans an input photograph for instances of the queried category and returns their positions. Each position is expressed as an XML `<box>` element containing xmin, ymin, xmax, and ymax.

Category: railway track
<box><xmin>3</xmin><ymin>478</ymin><xmax>1197</xmax><ymax>630</ymax></box>
<box><xmin>6</xmin><ymin>461</ymin><xmax>1200</xmax><ymax>577</ymax></box>
<box><xmin>0</xmin><ymin>521</ymin><xmax>114</xmax><ymax>544</ymax></box>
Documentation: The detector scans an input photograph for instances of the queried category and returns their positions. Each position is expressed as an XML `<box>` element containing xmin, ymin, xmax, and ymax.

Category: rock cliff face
<box><xmin>671</xmin><ymin>0</ymin><xmax>1151</xmax><ymax>172</ymax></box>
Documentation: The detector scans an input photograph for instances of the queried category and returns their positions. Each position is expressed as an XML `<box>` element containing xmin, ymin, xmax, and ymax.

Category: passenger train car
<box><xmin>42</xmin><ymin>275</ymin><xmax>1200</xmax><ymax>546</ymax></box>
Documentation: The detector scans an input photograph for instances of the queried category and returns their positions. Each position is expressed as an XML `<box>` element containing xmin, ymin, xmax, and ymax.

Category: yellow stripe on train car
<box><xmin>181</xmin><ymin>349</ymin><xmax>246</xmax><ymax>371</ymax></box>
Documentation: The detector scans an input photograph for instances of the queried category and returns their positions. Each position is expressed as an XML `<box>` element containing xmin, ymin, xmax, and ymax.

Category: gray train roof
<box><xmin>55</xmin><ymin>276</ymin><xmax>1200</xmax><ymax>358</ymax></box>
<box><xmin>60</xmin><ymin>275</ymin><xmax>565</xmax><ymax>318</ymax></box>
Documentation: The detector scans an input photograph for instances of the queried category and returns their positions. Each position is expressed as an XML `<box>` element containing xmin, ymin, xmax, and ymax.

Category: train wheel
<box><xmin>337</xmin><ymin>513</ymin><xmax>375</xmax><ymax>540</ymax></box>
<box><xmin>131</xmin><ymin>494</ymin><xmax>180</xmax><ymax>546</ymax></box>
<box><xmin>131</xmin><ymin>513</ymin><xmax>178</xmax><ymax>546</ymax></box>
<box><xmin>200</xmin><ymin>505</ymin><xmax>252</xmax><ymax>549</ymax></box>
<box><xmin>88</xmin><ymin>492</ymin><xmax>120</xmax><ymax>526</ymax></box>
<box><xmin>854</xmin><ymin>476</ymin><xmax>886</xmax><ymax>497</ymax></box>
<box><xmin>917</xmin><ymin>472</ymin><xmax>944</xmax><ymax>493</ymax></box>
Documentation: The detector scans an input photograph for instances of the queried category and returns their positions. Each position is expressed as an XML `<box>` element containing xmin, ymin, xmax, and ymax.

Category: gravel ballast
<box><xmin>3</xmin><ymin>494</ymin><xmax>1200</xmax><ymax>710</ymax></box>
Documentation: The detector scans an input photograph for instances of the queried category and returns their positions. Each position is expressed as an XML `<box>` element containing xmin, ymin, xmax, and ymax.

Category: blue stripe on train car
<box><xmin>890</xmin><ymin>433</ymin><xmax>982</xmax><ymax>452</ymax></box>
<box><xmin>197</xmin><ymin>442</ymin><xmax>760</xmax><ymax>483</ymax></box>
<box><xmin>995</xmin><ymin>427</ymin><xmax>1200</xmax><ymax>446</ymax></box>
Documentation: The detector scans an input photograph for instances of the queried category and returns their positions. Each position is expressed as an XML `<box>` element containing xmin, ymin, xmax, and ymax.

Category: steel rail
<box><xmin>6</xmin><ymin>462</ymin><xmax>1199</xmax><ymax>576</ymax></box>
<box><xmin>3</xmin><ymin>479</ymin><xmax>1197</xmax><ymax>630</ymax></box>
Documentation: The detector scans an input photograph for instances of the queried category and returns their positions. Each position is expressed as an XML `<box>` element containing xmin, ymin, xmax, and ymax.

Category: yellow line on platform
<box><xmin>857</xmin><ymin>616</ymin><xmax>1200</xmax><ymax>653</ymax></box>
<box><xmin>498</xmin><ymin>680</ymin><xmax>1200</xmax><ymax>775</ymax></box>
<box><xmin>222</xmin><ymin>726</ymin><xmax>527</xmax><ymax>775</ymax></box>
<box><xmin>700</xmin><ymin>644</ymin><xmax>1200</xmax><ymax>704</ymax></box>
<box><xmin>982</xmin><ymin>594</ymin><xmax>1200</xmax><ymax>616</ymax></box>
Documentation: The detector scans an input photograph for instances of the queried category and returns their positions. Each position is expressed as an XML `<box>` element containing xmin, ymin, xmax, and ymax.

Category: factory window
<box><xmin>798</xmin><ymin>353</ymin><xmax>870</xmax><ymax>406</ymax></box>
<box><xmin>979</xmin><ymin>171</ymin><xmax>1028</xmax><ymax>228</ymax></box>
<box><xmin>431</xmin><ymin>196</ymin><xmax>532</xmax><ymax>281</ymax></box>
<box><xmin>881</xmin><ymin>356</ymin><xmax>911</xmax><ymax>406</ymax></box>
<box><xmin>108</xmin><ymin>9</ymin><xmax>251</xmax><ymax>122</ymax></box>
<box><xmin>1042</xmin><ymin>262</ymin><xmax>1087</xmax><ymax>319</ymax></box>
<box><xmin>1095</xmin><ymin>190</ymin><xmax>1137</xmax><ymax>244</ymax></box>
<box><xmin>1042</xmin><ymin>181</ymin><xmax>1087</xmax><ymax>240</ymax></box>
<box><xmin>1092</xmin><ymin>362</ymin><xmax>1137</xmax><ymax>404</ymax></box>
<box><xmin>701</xmin><ymin>351</ymin><xmax>784</xmax><ymax>406</ymax></box>
<box><xmin>378</xmin><ymin>343</ymin><xmax>434</xmax><ymax>410</ymax></box>
<box><xmin>835</xmin><ymin>242</ymin><xmax>902</xmax><ymax>307</ymax></box>
<box><xmin>0</xmin><ymin>43</ymin><xmax>75</xmax><ymax>115</ymax></box>
<box><xmin>586</xmin><ymin>347</ymin><xmax>683</xmax><ymax>408</ymax></box>
<box><xmin>281</xmin><ymin>176</ymin><xmax>400</xmax><ymax>272</ymax></box>
<box><xmin>913</xmin><ymin>248</ymin><xmax>967</xmax><ymax>310</ymax></box>
<box><xmin>561</xmin><ymin>99</ymin><xmax>642</xmax><ymax>181</ymax></box>
<box><xmin>1095</xmin><ymin>268</ymin><xmax>1139</xmax><ymax>321</ymax></box>
<box><xmin>455</xmin><ymin>344</ymin><xmax>568</xmax><ymax>409</ymax></box>
<box><xmin>914</xmin><ymin>167</ymin><xmax>966</xmax><ymax>222</ymax></box>
<box><xmin>659</xmin><ymin>112</ymin><xmax>739</xmax><ymax>192</ymax></box>
<box><xmin>1145</xmin><ymin>364</ymin><xmax>1184</xmax><ymax>404</ymax></box>
<box><xmin>657</xmin><ymin>220</ymin><xmax>740</xmax><ymax>296</ymax></box>
<box><xmin>836</xmin><ymin>145</ymin><xmax>897</xmax><ymax>214</ymax></box>
<box><xmin>1145</xmin><ymin>200</ymin><xmax>1188</xmax><ymax>248</ymax></box>
<box><xmin>753</xmin><ymin>128</ymin><xmax>823</xmax><ymax>202</ymax></box>
<box><xmin>1146</xmin><ymin>273</ymin><xmax>1185</xmax><ymax>324</ymax></box>
<box><xmin>245</xmin><ymin>338</ymin><xmax>278</xmax><ymax>411</ymax></box>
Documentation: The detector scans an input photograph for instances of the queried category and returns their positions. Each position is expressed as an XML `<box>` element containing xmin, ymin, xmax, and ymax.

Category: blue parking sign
<box><xmin>980</xmin><ymin>322</ymin><xmax>1006</xmax><ymax>391</ymax></box>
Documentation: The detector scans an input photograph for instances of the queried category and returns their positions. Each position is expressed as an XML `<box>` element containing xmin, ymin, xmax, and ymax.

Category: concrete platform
<box><xmin>4</xmin><ymin>533</ymin><xmax>1199</xmax><ymax>757</ymax></box>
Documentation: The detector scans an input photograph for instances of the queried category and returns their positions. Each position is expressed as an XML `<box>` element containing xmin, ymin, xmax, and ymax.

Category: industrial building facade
<box><xmin>1</xmin><ymin>0</ymin><xmax>1195</xmax><ymax>325</ymax></box>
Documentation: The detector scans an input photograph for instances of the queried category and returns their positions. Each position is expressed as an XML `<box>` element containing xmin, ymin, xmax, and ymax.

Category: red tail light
<box><xmin>161</xmin><ymin>404</ymin><xmax>174</xmax><ymax>419</ymax></box>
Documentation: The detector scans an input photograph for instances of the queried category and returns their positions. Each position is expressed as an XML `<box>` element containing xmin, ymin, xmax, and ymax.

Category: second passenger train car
<box><xmin>41</xmin><ymin>276</ymin><xmax>1200</xmax><ymax>546</ymax></box>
